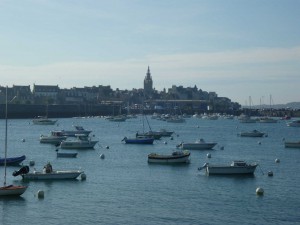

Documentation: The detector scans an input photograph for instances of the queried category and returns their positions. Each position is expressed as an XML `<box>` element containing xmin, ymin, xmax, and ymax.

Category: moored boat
<box><xmin>284</xmin><ymin>141</ymin><xmax>300</xmax><ymax>148</ymax></box>
<box><xmin>180</xmin><ymin>139</ymin><xmax>217</xmax><ymax>150</ymax></box>
<box><xmin>287</xmin><ymin>120</ymin><xmax>300</xmax><ymax>127</ymax></box>
<box><xmin>199</xmin><ymin>160</ymin><xmax>258</xmax><ymax>175</ymax></box>
<box><xmin>148</xmin><ymin>150</ymin><xmax>190</xmax><ymax>164</ymax></box>
<box><xmin>60</xmin><ymin>134</ymin><xmax>98</xmax><ymax>149</ymax></box>
<box><xmin>54</xmin><ymin>126</ymin><xmax>92</xmax><ymax>137</ymax></box>
<box><xmin>0</xmin><ymin>155</ymin><xmax>26</xmax><ymax>166</ymax></box>
<box><xmin>13</xmin><ymin>163</ymin><xmax>83</xmax><ymax>180</ymax></box>
<box><xmin>40</xmin><ymin>131</ymin><xmax>67</xmax><ymax>144</ymax></box>
<box><xmin>122</xmin><ymin>136</ymin><xmax>154</xmax><ymax>144</ymax></box>
<box><xmin>240</xmin><ymin>130</ymin><xmax>265</xmax><ymax>137</ymax></box>
<box><xmin>32</xmin><ymin>116</ymin><xmax>57</xmax><ymax>125</ymax></box>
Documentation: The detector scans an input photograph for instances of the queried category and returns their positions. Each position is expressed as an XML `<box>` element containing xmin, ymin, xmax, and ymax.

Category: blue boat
<box><xmin>0</xmin><ymin>155</ymin><xmax>26</xmax><ymax>166</ymax></box>
<box><xmin>122</xmin><ymin>136</ymin><xmax>154</xmax><ymax>144</ymax></box>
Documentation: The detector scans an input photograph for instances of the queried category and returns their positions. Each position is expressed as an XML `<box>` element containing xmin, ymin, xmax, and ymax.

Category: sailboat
<box><xmin>0</xmin><ymin>87</ymin><xmax>27</xmax><ymax>196</ymax></box>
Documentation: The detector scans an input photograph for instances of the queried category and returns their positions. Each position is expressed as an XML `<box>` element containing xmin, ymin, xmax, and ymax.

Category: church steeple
<box><xmin>144</xmin><ymin>66</ymin><xmax>153</xmax><ymax>96</ymax></box>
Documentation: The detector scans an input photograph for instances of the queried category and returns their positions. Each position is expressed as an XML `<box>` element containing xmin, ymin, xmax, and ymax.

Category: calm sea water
<box><xmin>0</xmin><ymin>116</ymin><xmax>299</xmax><ymax>225</ymax></box>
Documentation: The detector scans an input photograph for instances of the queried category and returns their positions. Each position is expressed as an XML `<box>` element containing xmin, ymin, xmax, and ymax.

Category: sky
<box><xmin>0</xmin><ymin>0</ymin><xmax>299</xmax><ymax>105</ymax></box>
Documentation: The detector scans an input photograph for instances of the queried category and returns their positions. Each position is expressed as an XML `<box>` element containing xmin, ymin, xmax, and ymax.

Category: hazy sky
<box><xmin>0</xmin><ymin>0</ymin><xmax>299</xmax><ymax>105</ymax></box>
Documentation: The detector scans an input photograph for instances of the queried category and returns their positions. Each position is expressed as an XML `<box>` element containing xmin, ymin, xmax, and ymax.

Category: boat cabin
<box><xmin>231</xmin><ymin>161</ymin><xmax>247</xmax><ymax>167</ymax></box>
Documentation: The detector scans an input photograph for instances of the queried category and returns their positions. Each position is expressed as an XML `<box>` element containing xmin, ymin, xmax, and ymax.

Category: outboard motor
<box><xmin>13</xmin><ymin>165</ymin><xmax>30</xmax><ymax>177</ymax></box>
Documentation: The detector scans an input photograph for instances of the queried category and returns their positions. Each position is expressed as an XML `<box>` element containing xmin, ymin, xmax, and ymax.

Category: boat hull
<box><xmin>284</xmin><ymin>142</ymin><xmax>300</xmax><ymax>148</ymax></box>
<box><xmin>22</xmin><ymin>170</ymin><xmax>82</xmax><ymax>180</ymax></box>
<box><xmin>148</xmin><ymin>151</ymin><xmax>190</xmax><ymax>164</ymax></box>
<box><xmin>240</xmin><ymin>133</ymin><xmax>264</xmax><ymax>137</ymax></box>
<box><xmin>0</xmin><ymin>185</ymin><xmax>27</xmax><ymax>196</ymax></box>
<box><xmin>182</xmin><ymin>143</ymin><xmax>216</xmax><ymax>150</ymax></box>
<box><xmin>124</xmin><ymin>138</ymin><xmax>154</xmax><ymax>144</ymax></box>
<box><xmin>60</xmin><ymin>141</ymin><xmax>98</xmax><ymax>149</ymax></box>
<box><xmin>206</xmin><ymin>165</ymin><xmax>257</xmax><ymax>175</ymax></box>
<box><xmin>57</xmin><ymin>152</ymin><xmax>78</xmax><ymax>158</ymax></box>
<box><xmin>0</xmin><ymin>155</ymin><xmax>26</xmax><ymax>166</ymax></box>
<box><xmin>40</xmin><ymin>136</ymin><xmax>67</xmax><ymax>144</ymax></box>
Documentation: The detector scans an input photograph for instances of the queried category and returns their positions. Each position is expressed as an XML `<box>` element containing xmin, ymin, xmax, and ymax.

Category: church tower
<box><xmin>143</xmin><ymin>66</ymin><xmax>153</xmax><ymax>96</ymax></box>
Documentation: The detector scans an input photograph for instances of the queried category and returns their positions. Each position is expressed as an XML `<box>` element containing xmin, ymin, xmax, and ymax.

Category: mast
<box><xmin>4</xmin><ymin>87</ymin><xmax>8</xmax><ymax>186</ymax></box>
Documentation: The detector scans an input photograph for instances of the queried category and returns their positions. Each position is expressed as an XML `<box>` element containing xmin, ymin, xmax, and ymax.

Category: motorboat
<box><xmin>122</xmin><ymin>136</ymin><xmax>154</xmax><ymax>144</ymax></box>
<box><xmin>287</xmin><ymin>120</ymin><xmax>300</xmax><ymax>127</ymax></box>
<box><xmin>32</xmin><ymin>116</ymin><xmax>57</xmax><ymax>125</ymax></box>
<box><xmin>199</xmin><ymin>160</ymin><xmax>258</xmax><ymax>175</ymax></box>
<box><xmin>60</xmin><ymin>134</ymin><xmax>98</xmax><ymax>149</ymax></box>
<box><xmin>239</xmin><ymin>130</ymin><xmax>265</xmax><ymax>137</ymax></box>
<box><xmin>284</xmin><ymin>141</ymin><xmax>300</xmax><ymax>148</ymax></box>
<box><xmin>40</xmin><ymin>131</ymin><xmax>67</xmax><ymax>144</ymax></box>
<box><xmin>13</xmin><ymin>163</ymin><xmax>83</xmax><ymax>180</ymax></box>
<box><xmin>54</xmin><ymin>126</ymin><xmax>92</xmax><ymax>137</ymax></box>
<box><xmin>180</xmin><ymin>139</ymin><xmax>217</xmax><ymax>150</ymax></box>
<box><xmin>0</xmin><ymin>155</ymin><xmax>26</xmax><ymax>166</ymax></box>
<box><xmin>148</xmin><ymin>150</ymin><xmax>190</xmax><ymax>164</ymax></box>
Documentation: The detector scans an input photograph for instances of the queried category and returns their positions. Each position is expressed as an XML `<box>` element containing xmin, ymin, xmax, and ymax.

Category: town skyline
<box><xmin>1</xmin><ymin>1</ymin><xmax>299</xmax><ymax>105</ymax></box>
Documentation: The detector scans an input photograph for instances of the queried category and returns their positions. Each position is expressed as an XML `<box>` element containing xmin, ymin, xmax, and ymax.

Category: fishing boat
<box><xmin>60</xmin><ymin>134</ymin><xmax>98</xmax><ymax>149</ymax></box>
<box><xmin>0</xmin><ymin>155</ymin><xmax>26</xmax><ymax>166</ymax></box>
<box><xmin>32</xmin><ymin>116</ymin><xmax>57</xmax><ymax>125</ymax></box>
<box><xmin>122</xmin><ymin>136</ymin><xmax>154</xmax><ymax>144</ymax></box>
<box><xmin>179</xmin><ymin>139</ymin><xmax>217</xmax><ymax>150</ymax></box>
<box><xmin>40</xmin><ymin>131</ymin><xmax>67</xmax><ymax>144</ymax></box>
<box><xmin>239</xmin><ymin>130</ymin><xmax>265</xmax><ymax>137</ymax></box>
<box><xmin>284</xmin><ymin>141</ymin><xmax>300</xmax><ymax>148</ymax></box>
<box><xmin>148</xmin><ymin>150</ymin><xmax>190</xmax><ymax>164</ymax></box>
<box><xmin>0</xmin><ymin>87</ymin><xmax>27</xmax><ymax>196</ymax></box>
<box><xmin>13</xmin><ymin>163</ymin><xmax>83</xmax><ymax>180</ymax></box>
<box><xmin>199</xmin><ymin>160</ymin><xmax>258</xmax><ymax>175</ymax></box>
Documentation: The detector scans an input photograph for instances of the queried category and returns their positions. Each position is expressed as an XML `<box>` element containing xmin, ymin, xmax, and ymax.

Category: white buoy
<box><xmin>207</xmin><ymin>153</ymin><xmax>211</xmax><ymax>158</ymax></box>
<box><xmin>29</xmin><ymin>161</ymin><xmax>35</xmax><ymax>166</ymax></box>
<box><xmin>105</xmin><ymin>146</ymin><xmax>109</xmax><ymax>149</ymax></box>
<box><xmin>256</xmin><ymin>187</ymin><xmax>264</xmax><ymax>196</ymax></box>
<box><xmin>164</xmin><ymin>141</ymin><xmax>167</xmax><ymax>145</ymax></box>
<box><xmin>268</xmin><ymin>171</ymin><xmax>273</xmax><ymax>176</ymax></box>
<box><xmin>100</xmin><ymin>154</ymin><xmax>105</xmax><ymax>159</ymax></box>
<box><xmin>21</xmin><ymin>139</ymin><xmax>25</xmax><ymax>142</ymax></box>
<box><xmin>37</xmin><ymin>190</ymin><xmax>44</xmax><ymax>199</ymax></box>
<box><xmin>258</xmin><ymin>141</ymin><xmax>261</xmax><ymax>145</ymax></box>
<box><xmin>81</xmin><ymin>173</ymin><xmax>87</xmax><ymax>180</ymax></box>
<box><xmin>275</xmin><ymin>158</ymin><xmax>280</xmax><ymax>163</ymax></box>
<box><xmin>170</xmin><ymin>137</ymin><xmax>173</xmax><ymax>140</ymax></box>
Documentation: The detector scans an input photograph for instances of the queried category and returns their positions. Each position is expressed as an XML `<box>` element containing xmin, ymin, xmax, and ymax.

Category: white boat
<box><xmin>284</xmin><ymin>141</ymin><xmax>300</xmax><ymax>148</ymax></box>
<box><xmin>0</xmin><ymin>87</ymin><xmax>27</xmax><ymax>197</ymax></box>
<box><xmin>40</xmin><ymin>131</ymin><xmax>67</xmax><ymax>144</ymax></box>
<box><xmin>54</xmin><ymin>126</ymin><xmax>92</xmax><ymax>137</ymax></box>
<box><xmin>148</xmin><ymin>150</ymin><xmax>190</xmax><ymax>164</ymax></box>
<box><xmin>287</xmin><ymin>120</ymin><xmax>300</xmax><ymax>127</ymax></box>
<box><xmin>14</xmin><ymin>163</ymin><xmax>83</xmax><ymax>180</ymax></box>
<box><xmin>180</xmin><ymin>139</ymin><xmax>217</xmax><ymax>150</ymax></box>
<box><xmin>240</xmin><ymin>130</ymin><xmax>265</xmax><ymax>137</ymax></box>
<box><xmin>32</xmin><ymin>116</ymin><xmax>57</xmax><ymax>125</ymax></box>
<box><xmin>200</xmin><ymin>161</ymin><xmax>258</xmax><ymax>175</ymax></box>
<box><xmin>60</xmin><ymin>134</ymin><xmax>98</xmax><ymax>149</ymax></box>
